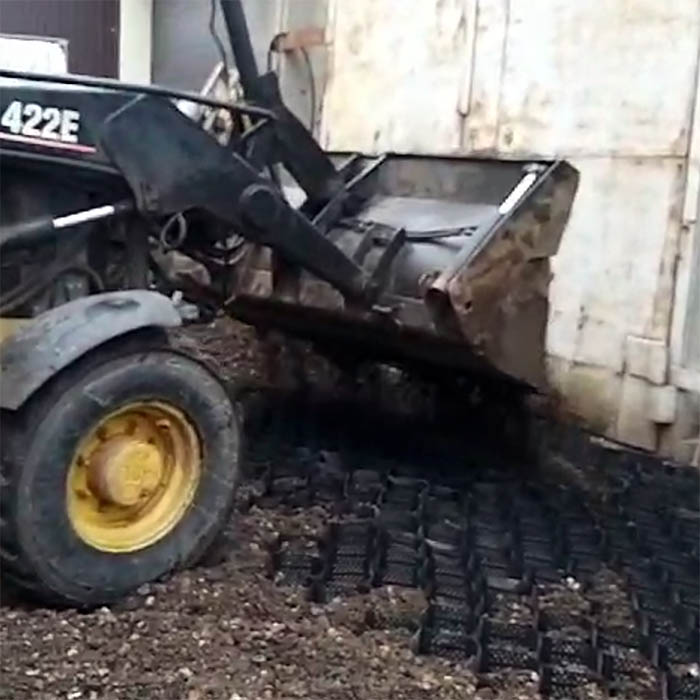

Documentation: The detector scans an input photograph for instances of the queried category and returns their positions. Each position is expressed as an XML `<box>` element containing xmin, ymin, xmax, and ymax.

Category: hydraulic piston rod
<box><xmin>0</xmin><ymin>200</ymin><xmax>134</xmax><ymax>251</ymax></box>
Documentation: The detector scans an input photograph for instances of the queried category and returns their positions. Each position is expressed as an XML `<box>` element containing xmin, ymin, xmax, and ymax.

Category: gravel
<box><xmin>1</xmin><ymin>502</ymin><xmax>481</xmax><ymax>700</ymax></box>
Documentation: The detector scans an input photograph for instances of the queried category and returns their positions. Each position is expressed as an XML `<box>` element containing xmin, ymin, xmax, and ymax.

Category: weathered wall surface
<box><xmin>322</xmin><ymin>0</ymin><xmax>700</xmax><ymax>461</ymax></box>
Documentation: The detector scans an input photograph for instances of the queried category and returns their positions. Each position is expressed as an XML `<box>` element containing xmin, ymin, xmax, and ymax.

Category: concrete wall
<box><xmin>321</xmin><ymin>0</ymin><xmax>700</xmax><ymax>462</ymax></box>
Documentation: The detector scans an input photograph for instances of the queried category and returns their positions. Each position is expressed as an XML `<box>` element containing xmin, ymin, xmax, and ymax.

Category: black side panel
<box><xmin>0</xmin><ymin>0</ymin><xmax>119</xmax><ymax>77</ymax></box>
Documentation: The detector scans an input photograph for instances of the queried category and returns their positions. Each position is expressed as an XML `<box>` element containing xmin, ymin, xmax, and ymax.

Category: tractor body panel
<box><xmin>0</xmin><ymin>78</ymin><xmax>127</xmax><ymax>169</ymax></box>
<box><xmin>0</xmin><ymin>290</ymin><xmax>181</xmax><ymax>410</ymax></box>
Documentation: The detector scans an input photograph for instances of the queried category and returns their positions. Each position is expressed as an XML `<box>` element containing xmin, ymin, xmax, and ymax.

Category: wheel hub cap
<box><xmin>66</xmin><ymin>401</ymin><xmax>202</xmax><ymax>553</ymax></box>
<box><xmin>88</xmin><ymin>437</ymin><xmax>164</xmax><ymax>506</ymax></box>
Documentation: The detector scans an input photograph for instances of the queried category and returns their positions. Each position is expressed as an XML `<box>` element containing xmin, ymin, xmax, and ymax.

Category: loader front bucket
<box><xmin>228</xmin><ymin>155</ymin><xmax>578</xmax><ymax>391</ymax></box>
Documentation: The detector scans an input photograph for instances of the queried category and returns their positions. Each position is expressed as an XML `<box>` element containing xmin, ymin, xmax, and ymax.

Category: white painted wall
<box><xmin>322</xmin><ymin>0</ymin><xmax>700</xmax><ymax>461</ymax></box>
<box><xmin>119</xmin><ymin>0</ymin><xmax>153</xmax><ymax>83</ymax></box>
<box><xmin>0</xmin><ymin>35</ymin><xmax>68</xmax><ymax>73</ymax></box>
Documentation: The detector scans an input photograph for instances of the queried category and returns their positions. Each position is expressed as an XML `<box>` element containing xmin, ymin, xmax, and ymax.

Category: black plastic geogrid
<box><xmin>243</xmin><ymin>395</ymin><xmax>699</xmax><ymax>699</ymax></box>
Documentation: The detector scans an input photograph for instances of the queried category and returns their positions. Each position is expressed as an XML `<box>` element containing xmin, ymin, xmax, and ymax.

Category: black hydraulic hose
<box><xmin>219</xmin><ymin>0</ymin><xmax>260</xmax><ymax>97</ymax></box>
<box><xmin>0</xmin><ymin>69</ymin><xmax>275</xmax><ymax>121</ymax></box>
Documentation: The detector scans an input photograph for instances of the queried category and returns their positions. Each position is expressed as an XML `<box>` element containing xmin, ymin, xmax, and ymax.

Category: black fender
<box><xmin>0</xmin><ymin>290</ymin><xmax>182</xmax><ymax>410</ymax></box>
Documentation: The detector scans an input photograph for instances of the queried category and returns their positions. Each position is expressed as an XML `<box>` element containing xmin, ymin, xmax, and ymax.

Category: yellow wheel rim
<box><xmin>66</xmin><ymin>401</ymin><xmax>202</xmax><ymax>553</ymax></box>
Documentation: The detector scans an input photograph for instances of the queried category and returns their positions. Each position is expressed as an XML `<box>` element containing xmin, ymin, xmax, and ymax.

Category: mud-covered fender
<box><xmin>0</xmin><ymin>290</ymin><xmax>182</xmax><ymax>410</ymax></box>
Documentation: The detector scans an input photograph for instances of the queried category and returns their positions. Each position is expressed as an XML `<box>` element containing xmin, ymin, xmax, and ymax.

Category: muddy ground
<box><xmin>0</xmin><ymin>318</ymin><xmax>696</xmax><ymax>700</ymax></box>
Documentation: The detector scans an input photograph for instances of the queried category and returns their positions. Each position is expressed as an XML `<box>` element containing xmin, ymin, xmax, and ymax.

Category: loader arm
<box><xmin>97</xmin><ymin>0</ymin><xmax>383</xmax><ymax>306</ymax></box>
<box><xmin>98</xmin><ymin>94</ymin><xmax>375</xmax><ymax>303</ymax></box>
<box><xmin>218</xmin><ymin>0</ymin><xmax>344</xmax><ymax>209</ymax></box>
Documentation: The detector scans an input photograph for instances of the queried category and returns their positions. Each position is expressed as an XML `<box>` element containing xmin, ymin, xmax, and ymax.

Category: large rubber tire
<box><xmin>0</xmin><ymin>331</ymin><xmax>240</xmax><ymax>607</ymax></box>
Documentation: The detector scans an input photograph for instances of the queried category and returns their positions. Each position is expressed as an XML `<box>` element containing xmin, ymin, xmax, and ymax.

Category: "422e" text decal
<box><xmin>1</xmin><ymin>99</ymin><xmax>84</xmax><ymax>147</ymax></box>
